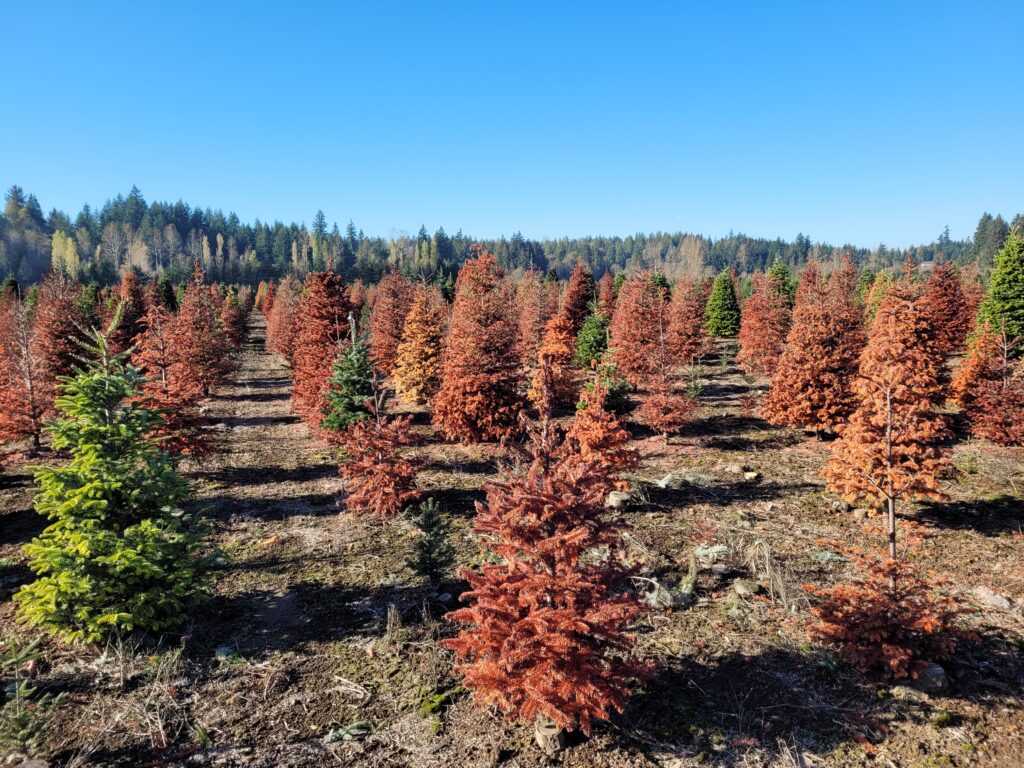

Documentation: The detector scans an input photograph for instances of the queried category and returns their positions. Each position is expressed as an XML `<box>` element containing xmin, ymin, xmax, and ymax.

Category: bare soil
<box><xmin>2</xmin><ymin>319</ymin><xmax>1022</xmax><ymax>767</ymax></box>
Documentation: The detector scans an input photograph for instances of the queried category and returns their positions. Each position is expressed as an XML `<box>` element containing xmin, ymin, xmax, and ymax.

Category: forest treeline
<box><xmin>2</xmin><ymin>184</ymin><xmax>1021</xmax><ymax>288</ymax></box>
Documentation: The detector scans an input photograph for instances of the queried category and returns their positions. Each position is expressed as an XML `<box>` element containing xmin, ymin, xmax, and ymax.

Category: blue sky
<box><xmin>3</xmin><ymin>1</ymin><xmax>1022</xmax><ymax>247</ymax></box>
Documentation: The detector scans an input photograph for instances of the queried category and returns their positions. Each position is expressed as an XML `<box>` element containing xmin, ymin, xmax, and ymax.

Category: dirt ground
<box><xmin>2</xmin><ymin>318</ymin><xmax>1022</xmax><ymax>768</ymax></box>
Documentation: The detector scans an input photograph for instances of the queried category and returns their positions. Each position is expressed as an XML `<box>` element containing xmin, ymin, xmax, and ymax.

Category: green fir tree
<box><xmin>573</xmin><ymin>309</ymin><xmax>610</xmax><ymax>369</ymax></box>
<box><xmin>703</xmin><ymin>269</ymin><xmax>741</xmax><ymax>336</ymax></box>
<box><xmin>15</xmin><ymin>328</ymin><xmax>210</xmax><ymax>642</ymax></box>
<box><xmin>406</xmin><ymin>497</ymin><xmax>455</xmax><ymax>585</ymax></box>
<box><xmin>322</xmin><ymin>333</ymin><xmax>375</xmax><ymax>431</ymax></box>
<box><xmin>978</xmin><ymin>231</ymin><xmax>1024</xmax><ymax>351</ymax></box>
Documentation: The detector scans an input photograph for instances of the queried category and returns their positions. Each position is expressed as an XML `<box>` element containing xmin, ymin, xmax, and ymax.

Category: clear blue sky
<box><xmin>3</xmin><ymin>1</ymin><xmax>1022</xmax><ymax>247</ymax></box>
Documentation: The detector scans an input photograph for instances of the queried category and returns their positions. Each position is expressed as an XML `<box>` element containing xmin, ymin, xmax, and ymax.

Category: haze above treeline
<box><xmin>2</xmin><ymin>184</ymin><xmax>1021</xmax><ymax>288</ymax></box>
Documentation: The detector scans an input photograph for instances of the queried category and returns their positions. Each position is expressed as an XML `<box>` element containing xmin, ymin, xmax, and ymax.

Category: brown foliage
<box><xmin>433</xmin><ymin>246</ymin><xmax>525</xmax><ymax>442</ymax></box>
<box><xmin>917</xmin><ymin>262</ymin><xmax>973</xmax><ymax>355</ymax></box>
<box><xmin>107</xmin><ymin>272</ymin><xmax>147</xmax><ymax>355</ymax></box>
<box><xmin>560</xmin><ymin>262</ymin><xmax>594</xmax><ymax>336</ymax></box>
<box><xmin>338</xmin><ymin>392</ymin><xmax>421</xmax><ymax>519</ymax></box>
<box><xmin>31</xmin><ymin>269</ymin><xmax>86</xmax><ymax>396</ymax></box>
<box><xmin>528</xmin><ymin>312</ymin><xmax>579</xmax><ymax>412</ymax></box>
<box><xmin>952</xmin><ymin>324</ymin><xmax>1024</xmax><ymax>445</ymax></box>
<box><xmin>609</xmin><ymin>271</ymin><xmax>670</xmax><ymax>385</ymax></box>
<box><xmin>394</xmin><ymin>285</ymin><xmax>448</xmax><ymax>404</ymax></box>
<box><xmin>805</xmin><ymin>529</ymin><xmax>971</xmax><ymax>679</ymax></box>
<box><xmin>0</xmin><ymin>290</ymin><xmax>49</xmax><ymax>449</ymax></box>
<box><xmin>260</xmin><ymin>280</ymin><xmax>276</xmax><ymax>317</ymax></box>
<box><xmin>168</xmin><ymin>264</ymin><xmax>235</xmax><ymax>398</ymax></box>
<box><xmin>763</xmin><ymin>261</ymin><xmax>865</xmax><ymax>432</ymax></box>
<box><xmin>290</xmin><ymin>269</ymin><xmax>352</xmax><ymax>426</ymax></box>
<box><xmin>370</xmin><ymin>271</ymin><xmax>415</xmax><ymax>376</ymax></box>
<box><xmin>444</xmin><ymin>419</ymin><xmax>648</xmax><ymax>735</ymax></box>
<box><xmin>516</xmin><ymin>269</ymin><xmax>559</xmax><ymax>369</ymax></box>
<box><xmin>637</xmin><ymin>373</ymin><xmax>694</xmax><ymax>437</ymax></box>
<box><xmin>735</xmin><ymin>271</ymin><xmax>791</xmax><ymax>378</ymax></box>
<box><xmin>565</xmin><ymin>376</ymin><xmax>637</xmax><ymax>483</ymax></box>
<box><xmin>666</xmin><ymin>276</ymin><xmax>712</xmax><ymax>365</ymax></box>
<box><xmin>596</xmin><ymin>271</ymin><xmax>616</xmax><ymax>317</ymax></box>
<box><xmin>266</xmin><ymin>275</ymin><xmax>302</xmax><ymax>363</ymax></box>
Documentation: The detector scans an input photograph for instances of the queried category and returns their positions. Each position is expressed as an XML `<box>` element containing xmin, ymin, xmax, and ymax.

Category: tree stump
<box><xmin>534</xmin><ymin>716</ymin><xmax>566</xmax><ymax>755</ymax></box>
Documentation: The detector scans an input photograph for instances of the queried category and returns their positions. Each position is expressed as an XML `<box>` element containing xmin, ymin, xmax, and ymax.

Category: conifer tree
<box><xmin>15</xmin><ymin>329</ymin><xmax>209</xmax><ymax>642</ymax></box>
<box><xmin>220</xmin><ymin>288</ymin><xmax>247</xmax><ymax>348</ymax></box>
<box><xmin>864</xmin><ymin>271</ymin><xmax>894</xmax><ymax>323</ymax></box>
<box><xmin>978</xmin><ymin>230</ymin><xmax>1024</xmax><ymax>349</ymax></box>
<box><xmin>406</xmin><ymin>497</ymin><xmax>455</xmax><ymax>585</ymax></box>
<box><xmin>638</xmin><ymin>373</ymin><xmax>694</xmax><ymax>438</ymax></box>
<box><xmin>573</xmin><ymin>309</ymin><xmax>610</xmax><ymax>369</ymax></box>
<box><xmin>370</xmin><ymin>271</ymin><xmax>415</xmax><ymax>377</ymax></box>
<box><xmin>445</xmin><ymin>416</ymin><xmax>647</xmax><ymax>746</ymax></box>
<box><xmin>107</xmin><ymin>272</ymin><xmax>146</xmax><ymax>355</ymax></box>
<box><xmin>951</xmin><ymin>323</ymin><xmax>1024</xmax><ymax>445</ymax></box>
<box><xmin>169</xmin><ymin>263</ymin><xmax>234</xmax><ymax>397</ymax></box>
<box><xmin>433</xmin><ymin>247</ymin><xmax>525</xmax><ymax>442</ymax></box>
<box><xmin>821</xmin><ymin>282</ymin><xmax>949</xmax><ymax>558</ymax></box>
<box><xmin>703</xmin><ymin>269</ymin><xmax>741</xmax><ymax>336</ymax></box>
<box><xmin>394</xmin><ymin>285</ymin><xmax>447</xmax><ymax>404</ymax></box>
<box><xmin>30</xmin><ymin>269</ymin><xmax>86</xmax><ymax>401</ymax></box>
<box><xmin>917</xmin><ymin>262</ymin><xmax>972</xmax><ymax>355</ymax></box>
<box><xmin>291</xmin><ymin>269</ymin><xmax>352</xmax><ymax>426</ymax></box>
<box><xmin>322</xmin><ymin>325</ymin><xmax>374</xmax><ymax>432</ymax></box>
<box><xmin>348</xmin><ymin>279</ymin><xmax>369</xmax><ymax>319</ymax></box>
<box><xmin>266</xmin><ymin>275</ymin><xmax>302</xmax><ymax>364</ymax></box>
<box><xmin>565</xmin><ymin>375</ymin><xmax>637</xmax><ymax>484</ymax></box>
<box><xmin>0</xmin><ymin>289</ymin><xmax>48</xmax><ymax>450</ymax></box>
<box><xmin>767</xmin><ymin>259</ymin><xmax>797</xmax><ymax>304</ymax></box>
<box><xmin>528</xmin><ymin>312</ymin><xmax>579</xmax><ymax>411</ymax></box>
<box><xmin>596</xmin><ymin>271</ymin><xmax>616</xmax><ymax>317</ymax></box>
<box><xmin>338</xmin><ymin>387</ymin><xmax>421</xmax><ymax>519</ymax></box>
<box><xmin>132</xmin><ymin>282</ymin><xmax>210</xmax><ymax>456</ymax></box>
<box><xmin>666</xmin><ymin>276</ymin><xmax>712</xmax><ymax>365</ymax></box>
<box><xmin>260</xmin><ymin>280</ymin><xmax>276</xmax><ymax>317</ymax></box>
<box><xmin>608</xmin><ymin>271</ymin><xmax>669</xmax><ymax>385</ymax></box>
<box><xmin>735</xmin><ymin>271</ymin><xmax>792</xmax><ymax>378</ymax></box>
<box><xmin>560</xmin><ymin>262</ymin><xmax>595</xmax><ymax>336</ymax></box>
<box><xmin>516</xmin><ymin>269</ymin><xmax>558</xmax><ymax>369</ymax></box>
<box><xmin>763</xmin><ymin>262</ymin><xmax>865</xmax><ymax>433</ymax></box>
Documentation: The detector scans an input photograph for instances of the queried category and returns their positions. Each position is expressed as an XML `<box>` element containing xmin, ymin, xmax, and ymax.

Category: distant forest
<box><xmin>2</xmin><ymin>184</ymin><xmax>1021</xmax><ymax>289</ymax></box>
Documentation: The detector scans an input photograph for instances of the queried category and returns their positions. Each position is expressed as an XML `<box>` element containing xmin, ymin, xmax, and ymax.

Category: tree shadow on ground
<box><xmin>192</xmin><ymin>463</ymin><xmax>339</xmax><ymax>488</ymax></box>
<box><xmin>212</xmin><ymin>391</ymin><xmax>290</xmax><ymax>403</ymax></box>
<box><xmin>196</xmin><ymin>491</ymin><xmax>340</xmax><ymax>520</ymax></box>
<box><xmin>420</xmin><ymin>458</ymin><xmax>498</xmax><ymax>476</ymax></box>
<box><xmin>699</xmin><ymin>433</ymin><xmax>803</xmax><ymax>451</ymax></box>
<box><xmin>224</xmin><ymin>375</ymin><xmax>290</xmax><ymax>391</ymax></box>
<box><xmin>220</xmin><ymin>414</ymin><xmax>300</xmax><ymax>428</ymax></box>
<box><xmin>0</xmin><ymin>506</ymin><xmax>44</xmax><ymax>548</ymax></box>
<box><xmin>683</xmin><ymin>413</ymin><xmax>774</xmax><ymax>439</ymax></box>
<box><xmin>421</xmin><ymin>487</ymin><xmax>487</xmax><ymax>517</ymax></box>
<box><xmin>914</xmin><ymin>495</ymin><xmax>1024</xmax><ymax>536</ymax></box>
<box><xmin>645</xmin><ymin>480</ymin><xmax>820</xmax><ymax>510</ymax></box>
<box><xmin>0</xmin><ymin>467</ymin><xmax>34</xmax><ymax>492</ymax></box>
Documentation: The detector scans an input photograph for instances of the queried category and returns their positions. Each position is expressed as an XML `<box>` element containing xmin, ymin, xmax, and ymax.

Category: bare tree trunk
<box><xmin>534</xmin><ymin>716</ymin><xmax>566</xmax><ymax>756</ymax></box>
<box><xmin>887</xmin><ymin>495</ymin><xmax>897</xmax><ymax>560</ymax></box>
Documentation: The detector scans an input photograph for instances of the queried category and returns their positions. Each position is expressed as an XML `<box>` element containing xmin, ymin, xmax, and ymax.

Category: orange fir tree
<box><xmin>528</xmin><ymin>312</ymin><xmax>579</xmax><ymax>411</ymax></box>
<box><xmin>735</xmin><ymin>271</ymin><xmax>792</xmax><ymax>378</ymax></box>
<box><xmin>560</xmin><ymin>262</ymin><xmax>594</xmax><ymax>336</ymax></box>
<box><xmin>637</xmin><ymin>373</ymin><xmax>694</xmax><ymax>439</ymax></box>
<box><xmin>394</xmin><ymin>284</ymin><xmax>447</xmax><ymax>404</ymax></box>
<box><xmin>821</xmin><ymin>282</ymin><xmax>950</xmax><ymax>557</ymax></box>
<box><xmin>338</xmin><ymin>387</ymin><xmax>421</xmax><ymax>519</ymax></box>
<box><xmin>169</xmin><ymin>263</ymin><xmax>235</xmax><ymax>397</ymax></box>
<box><xmin>596</xmin><ymin>271</ymin><xmax>616</xmax><ymax>317</ymax></box>
<box><xmin>608</xmin><ymin>271</ymin><xmax>670</xmax><ymax>385</ymax></box>
<box><xmin>30</xmin><ymin>268</ymin><xmax>86</xmax><ymax>402</ymax></box>
<box><xmin>666</xmin><ymin>276</ymin><xmax>712</xmax><ymax>366</ymax></box>
<box><xmin>290</xmin><ymin>269</ymin><xmax>352</xmax><ymax>425</ymax></box>
<box><xmin>370</xmin><ymin>271</ymin><xmax>415</xmax><ymax>377</ymax></box>
<box><xmin>917</xmin><ymin>261</ymin><xmax>972</xmax><ymax>355</ymax></box>
<box><xmin>0</xmin><ymin>288</ymin><xmax>49</xmax><ymax>450</ymax></box>
<box><xmin>516</xmin><ymin>269</ymin><xmax>558</xmax><ymax>369</ymax></box>
<box><xmin>444</xmin><ymin>414</ymin><xmax>648</xmax><ymax>745</ymax></box>
<box><xmin>433</xmin><ymin>246</ymin><xmax>525</xmax><ymax>442</ymax></box>
<box><xmin>266</xmin><ymin>275</ymin><xmax>302</xmax><ymax>364</ymax></box>
<box><xmin>763</xmin><ymin>261</ymin><xmax>865</xmax><ymax>433</ymax></box>
<box><xmin>951</xmin><ymin>323</ymin><xmax>1024</xmax><ymax>445</ymax></box>
<box><xmin>565</xmin><ymin>375</ymin><xmax>637</xmax><ymax>485</ymax></box>
<box><xmin>107</xmin><ymin>272</ymin><xmax>147</xmax><ymax>355</ymax></box>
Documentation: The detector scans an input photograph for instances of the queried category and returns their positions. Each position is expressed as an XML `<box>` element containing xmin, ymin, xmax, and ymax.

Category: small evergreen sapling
<box><xmin>703</xmin><ymin>269</ymin><xmax>741</xmax><ymax>337</ymax></box>
<box><xmin>322</xmin><ymin>319</ymin><xmax>374</xmax><ymax>432</ymax></box>
<box><xmin>573</xmin><ymin>308</ymin><xmax>610</xmax><ymax>369</ymax></box>
<box><xmin>407</xmin><ymin>497</ymin><xmax>455</xmax><ymax>585</ymax></box>
<box><xmin>15</xmin><ymin>329</ymin><xmax>210</xmax><ymax>642</ymax></box>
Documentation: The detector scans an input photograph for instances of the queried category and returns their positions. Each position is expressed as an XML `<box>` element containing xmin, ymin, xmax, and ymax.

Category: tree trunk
<box><xmin>534</xmin><ymin>716</ymin><xmax>566</xmax><ymax>756</ymax></box>
<box><xmin>887</xmin><ymin>496</ymin><xmax>897</xmax><ymax>560</ymax></box>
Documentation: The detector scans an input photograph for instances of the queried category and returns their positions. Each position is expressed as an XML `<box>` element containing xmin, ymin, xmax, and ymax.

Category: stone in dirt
<box><xmin>605</xmin><ymin>490</ymin><xmax>632</xmax><ymax>509</ymax></box>
<box><xmin>971</xmin><ymin>586</ymin><xmax>1012</xmax><ymax>611</ymax></box>
<box><xmin>656</xmin><ymin>474</ymin><xmax>685</xmax><ymax>489</ymax></box>
<box><xmin>732</xmin><ymin>579</ymin><xmax>759</xmax><ymax>597</ymax></box>
<box><xmin>911</xmin><ymin>663</ymin><xmax>950</xmax><ymax>695</ymax></box>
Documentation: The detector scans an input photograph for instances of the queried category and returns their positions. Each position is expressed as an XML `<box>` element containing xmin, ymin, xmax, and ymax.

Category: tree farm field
<box><xmin>2</xmin><ymin>305</ymin><xmax>1022</xmax><ymax>767</ymax></box>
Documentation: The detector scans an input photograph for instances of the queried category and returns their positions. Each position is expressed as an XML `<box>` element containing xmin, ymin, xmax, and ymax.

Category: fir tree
<box><xmin>666</xmin><ymin>276</ymin><xmax>712</xmax><ymax>365</ymax></box>
<box><xmin>433</xmin><ymin>246</ymin><xmax>525</xmax><ymax>442</ymax></box>
<box><xmin>516</xmin><ymin>269</ymin><xmax>558</xmax><ymax>369</ymax></box>
<box><xmin>528</xmin><ymin>312</ymin><xmax>579</xmax><ymax>412</ymax></box>
<box><xmin>394</xmin><ymin>285</ymin><xmax>447</xmax><ymax>405</ymax></box>
<box><xmin>266</xmin><ymin>275</ymin><xmax>302</xmax><ymax>364</ymax></box>
<box><xmin>608</xmin><ymin>271</ymin><xmax>669</xmax><ymax>386</ymax></box>
<box><xmin>735</xmin><ymin>271</ymin><xmax>791</xmax><ymax>378</ymax></box>
<box><xmin>703</xmin><ymin>269</ymin><xmax>741</xmax><ymax>336</ymax></box>
<box><xmin>560</xmin><ymin>262</ymin><xmax>595</xmax><ymax>336</ymax></box>
<box><xmin>951</xmin><ymin>323</ymin><xmax>1024</xmax><ymax>445</ymax></box>
<box><xmin>573</xmin><ymin>309</ymin><xmax>610</xmax><ymax>369</ymax></box>
<box><xmin>107</xmin><ymin>272</ymin><xmax>146</xmax><ymax>356</ymax></box>
<box><xmin>169</xmin><ymin>263</ymin><xmax>235</xmax><ymax>397</ymax></box>
<box><xmin>406</xmin><ymin>497</ymin><xmax>455</xmax><ymax>585</ymax></box>
<box><xmin>15</xmin><ymin>329</ymin><xmax>210</xmax><ymax>642</ymax></box>
<box><xmin>291</xmin><ymin>269</ymin><xmax>352</xmax><ymax>426</ymax></box>
<box><xmin>370</xmin><ymin>271</ymin><xmax>415</xmax><ymax>377</ymax></box>
<box><xmin>917</xmin><ymin>261</ymin><xmax>972</xmax><ymax>355</ymax></box>
<box><xmin>821</xmin><ymin>282</ymin><xmax>949</xmax><ymax>558</ymax></box>
<box><xmin>322</xmin><ymin>324</ymin><xmax>374</xmax><ymax>432</ymax></box>
<box><xmin>0</xmin><ymin>289</ymin><xmax>48</xmax><ymax>450</ymax></box>
<box><xmin>596</xmin><ymin>271</ymin><xmax>616</xmax><ymax>317</ymax></box>
<box><xmin>978</xmin><ymin>230</ymin><xmax>1024</xmax><ymax>350</ymax></box>
<box><xmin>565</xmin><ymin>374</ymin><xmax>637</xmax><ymax>485</ymax></box>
